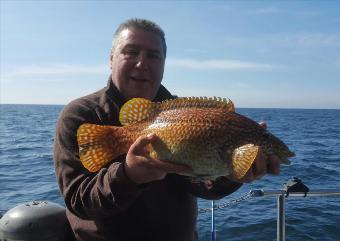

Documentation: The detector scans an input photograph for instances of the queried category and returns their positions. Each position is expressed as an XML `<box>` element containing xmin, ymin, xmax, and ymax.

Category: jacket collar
<box><xmin>105</xmin><ymin>75</ymin><xmax>174</xmax><ymax>108</ymax></box>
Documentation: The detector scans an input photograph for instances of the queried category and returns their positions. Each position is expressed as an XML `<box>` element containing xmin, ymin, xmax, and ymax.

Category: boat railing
<box><xmin>250</xmin><ymin>188</ymin><xmax>340</xmax><ymax>241</ymax></box>
<box><xmin>208</xmin><ymin>177</ymin><xmax>340</xmax><ymax>241</ymax></box>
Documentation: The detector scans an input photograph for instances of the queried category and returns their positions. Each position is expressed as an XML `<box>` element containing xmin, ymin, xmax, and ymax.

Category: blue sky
<box><xmin>1</xmin><ymin>1</ymin><xmax>340</xmax><ymax>108</ymax></box>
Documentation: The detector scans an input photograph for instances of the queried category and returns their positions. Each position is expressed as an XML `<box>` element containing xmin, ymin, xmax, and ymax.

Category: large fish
<box><xmin>77</xmin><ymin>97</ymin><xmax>294</xmax><ymax>180</ymax></box>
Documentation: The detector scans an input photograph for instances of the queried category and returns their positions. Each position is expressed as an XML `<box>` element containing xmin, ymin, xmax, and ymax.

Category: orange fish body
<box><xmin>77</xmin><ymin>97</ymin><xmax>294</xmax><ymax>180</ymax></box>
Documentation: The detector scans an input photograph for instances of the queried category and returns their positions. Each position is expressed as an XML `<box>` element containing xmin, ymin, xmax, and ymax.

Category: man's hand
<box><xmin>124</xmin><ymin>133</ymin><xmax>192</xmax><ymax>184</ymax></box>
<box><xmin>227</xmin><ymin>121</ymin><xmax>281</xmax><ymax>183</ymax></box>
<box><xmin>232</xmin><ymin>147</ymin><xmax>281</xmax><ymax>183</ymax></box>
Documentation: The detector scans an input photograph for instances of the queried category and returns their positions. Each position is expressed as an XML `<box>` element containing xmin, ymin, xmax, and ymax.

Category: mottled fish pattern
<box><xmin>77</xmin><ymin>97</ymin><xmax>294</xmax><ymax>180</ymax></box>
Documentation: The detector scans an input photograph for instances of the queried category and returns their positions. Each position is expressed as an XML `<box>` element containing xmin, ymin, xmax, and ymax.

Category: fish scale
<box><xmin>77</xmin><ymin>97</ymin><xmax>295</xmax><ymax>180</ymax></box>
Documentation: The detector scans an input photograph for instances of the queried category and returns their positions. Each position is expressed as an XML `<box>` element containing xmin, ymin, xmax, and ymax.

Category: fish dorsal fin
<box><xmin>160</xmin><ymin>97</ymin><xmax>235</xmax><ymax>112</ymax></box>
<box><xmin>119</xmin><ymin>98</ymin><xmax>158</xmax><ymax>126</ymax></box>
<box><xmin>119</xmin><ymin>97</ymin><xmax>235</xmax><ymax>126</ymax></box>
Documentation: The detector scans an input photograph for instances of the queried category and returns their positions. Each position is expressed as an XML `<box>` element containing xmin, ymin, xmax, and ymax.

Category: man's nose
<box><xmin>135</xmin><ymin>52</ymin><xmax>149</xmax><ymax>70</ymax></box>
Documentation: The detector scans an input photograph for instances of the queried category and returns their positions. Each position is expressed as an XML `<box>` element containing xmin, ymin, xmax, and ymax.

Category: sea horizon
<box><xmin>1</xmin><ymin>103</ymin><xmax>339</xmax><ymax>111</ymax></box>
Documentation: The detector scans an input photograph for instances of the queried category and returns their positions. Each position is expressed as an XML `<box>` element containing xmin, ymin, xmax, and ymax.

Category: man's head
<box><xmin>110</xmin><ymin>18</ymin><xmax>167</xmax><ymax>101</ymax></box>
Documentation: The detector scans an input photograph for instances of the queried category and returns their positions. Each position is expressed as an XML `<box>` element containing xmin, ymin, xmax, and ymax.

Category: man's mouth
<box><xmin>130</xmin><ymin>76</ymin><xmax>148</xmax><ymax>82</ymax></box>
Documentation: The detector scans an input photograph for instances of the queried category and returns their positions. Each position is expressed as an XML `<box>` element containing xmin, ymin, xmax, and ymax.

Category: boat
<box><xmin>0</xmin><ymin>200</ymin><xmax>75</xmax><ymax>241</ymax></box>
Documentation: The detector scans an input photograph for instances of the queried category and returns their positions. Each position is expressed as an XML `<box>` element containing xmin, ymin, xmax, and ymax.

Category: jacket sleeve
<box><xmin>53</xmin><ymin>100</ymin><xmax>142</xmax><ymax>219</ymax></box>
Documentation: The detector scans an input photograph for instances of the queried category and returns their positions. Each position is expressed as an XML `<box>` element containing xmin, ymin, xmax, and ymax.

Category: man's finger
<box><xmin>150</xmin><ymin>158</ymin><xmax>193</xmax><ymax>174</ymax></box>
<box><xmin>259</xmin><ymin>122</ymin><xmax>267</xmax><ymax>129</ymax></box>
<box><xmin>252</xmin><ymin>147</ymin><xmax>267</xmax><ymax>179</ymax></box>
<box><xmin>239</xmin><ymin>170</ymin><xmax>254</xmax><ymax>183</ymax></box>
<box><xmin>267</xmin><ymin>155</ymin><xmax>281</xmax><ymax>175</ymax></box>
<box><xmin>130</xmin><ymin>134</ymin><xmax>156</xmax><ymax>153</ymax></box>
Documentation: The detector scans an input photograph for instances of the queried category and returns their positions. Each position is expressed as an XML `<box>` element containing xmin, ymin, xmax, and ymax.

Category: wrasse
<box><xmin>77</xmin><ymin>97</ymin><xmax>294</xmax><ymax>180</ymax></box>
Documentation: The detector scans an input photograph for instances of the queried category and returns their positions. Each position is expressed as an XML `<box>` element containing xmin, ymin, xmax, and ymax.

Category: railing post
<box><xmin>211</xmin><ymin>200</ymin><xmax>216</xmax><ymax>241</ymax></box>
<box><xmin>277</xmin><ymin>194</ymin><xmax>285</xmax><ymax>241</ymax></box>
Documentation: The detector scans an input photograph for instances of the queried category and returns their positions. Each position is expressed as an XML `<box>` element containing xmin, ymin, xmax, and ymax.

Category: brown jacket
<box><xmin>54</xmin><ymin>77</ymin><xmax>242</xmax><ymax>241</ymax></box>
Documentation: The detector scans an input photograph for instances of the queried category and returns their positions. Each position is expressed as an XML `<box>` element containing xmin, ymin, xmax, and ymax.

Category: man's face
<box><xmin>110</xmin><ymin>28</ymin><xmax>165</xmax><ymax>101</ymax></box>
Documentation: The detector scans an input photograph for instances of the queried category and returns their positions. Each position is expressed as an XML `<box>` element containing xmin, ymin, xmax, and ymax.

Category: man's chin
<box><xmin>127</xmin><ymin>90</ymin><xmax>157</xmax><ymax>101</ymax></box>
<box><xmin>129</xmin><ymin>84</ymin><xmax>159</xmax><ymax>100</ymax></box>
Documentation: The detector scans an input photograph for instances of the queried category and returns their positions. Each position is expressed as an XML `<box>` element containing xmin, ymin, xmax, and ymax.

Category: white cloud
<box><xmin>6</xmin><ymin>63</ymin><xmax>107</xmax><ymax>76</ymax></box>
<box><xmin>245</xmin><ymin>8</ymin><xmax>321</xmax><ymax>18</ymax></box>
<box><xmin>294</xmin><ymin>33</ymin><xmax>340</xmax><ymax>47</ymax></box>
<box><xmin>223</xmin><ymin>33</ymin><xmax>340</xmax><ymax>48</ymax></box>
<box><xmin>246</xmin><ymin>7</ymin><xmax>280</xmax><ymax>15</ymax></box>
<box><xmin>296</xmin><ymin>10</ymin><xmax>321</xmax><ymax>17</ymax></box>
<box><xmin>183</xmin><ymin>48</ymin><xmax>210</xmax><ymax>54</ymax></box>
<box><xmin>1</xmin><ymin>59</ymin><xmax>276</xmax><ymax>85</ymax></box>
<box><xmin>2</xmin><ymin>63</ymin><xmax>108</xmax><ymax>82</ymax></box>
<box><xmin>167</xmin><ymin>58</ymin><xmax>276</xmax><ymax>70</ymax></box>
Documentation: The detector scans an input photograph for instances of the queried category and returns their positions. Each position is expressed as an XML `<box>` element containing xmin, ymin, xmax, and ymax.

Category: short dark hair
<box><xmin>111</xmin><ymin>18</ymin><xmax>167</xmax><ymax>58</ymax></box>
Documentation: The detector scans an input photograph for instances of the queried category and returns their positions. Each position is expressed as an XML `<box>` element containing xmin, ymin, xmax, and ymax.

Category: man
<box><xmin>54</xmin><ymin>18</ymin><xmax>281</xmax><ymax>241</ymax></box>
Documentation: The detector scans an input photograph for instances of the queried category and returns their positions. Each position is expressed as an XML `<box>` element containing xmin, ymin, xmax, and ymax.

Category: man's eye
<box><xmin>148</xmin><ymin>52</ymin><xmax>161</xmax><ymax>60</ymax></box>
<box><xmin>123</xmin><ymin>49</ymin><xmax>138</xmax><ymax>56</ymax></box>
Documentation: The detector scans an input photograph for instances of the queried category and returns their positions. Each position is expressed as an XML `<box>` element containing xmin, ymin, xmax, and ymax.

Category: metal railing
<box><xmin>250</xmin><ymin>188</ymin><xmax>340</xmax><ymax>241</ymax></box>
<box><xmin>209</xmin><ymin>178</ymin><xmax>340</xmax><ymax>241</ymax></box>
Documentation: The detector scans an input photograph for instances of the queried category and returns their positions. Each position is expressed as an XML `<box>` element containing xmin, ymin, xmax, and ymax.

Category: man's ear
<box><xmin>109</xmin><ymin>52</ymin><xmax>113</xmax><ymax>69</ymax></box>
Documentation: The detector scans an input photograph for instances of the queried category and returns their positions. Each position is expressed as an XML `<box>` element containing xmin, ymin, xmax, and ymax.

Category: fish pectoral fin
<box><xmin>231</xmin><ymin>144</ymin><xmax>259</xmax><ymax>179</ymax></box>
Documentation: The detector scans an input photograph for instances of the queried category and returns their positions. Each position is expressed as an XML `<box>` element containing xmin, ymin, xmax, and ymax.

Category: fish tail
<box><xmin>77</xmin><ymin>123</ymin><xmax>130</xmax><ymax>172</ymax></box>
<box><xmin>231</xmin><ymin>144</ymin><xmax>259</xmax><ymax>179</ymax></box>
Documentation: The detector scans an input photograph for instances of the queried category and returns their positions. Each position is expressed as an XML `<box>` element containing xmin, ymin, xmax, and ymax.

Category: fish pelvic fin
<box><xmin>231</xmin><ymin>144</ymin><xmax>259</xmax><ymax>179</ymax></box>
<box><xmin>77</xmin><ymin>123</ymin><xmax>128</xmax><ymax>172</ymax></box>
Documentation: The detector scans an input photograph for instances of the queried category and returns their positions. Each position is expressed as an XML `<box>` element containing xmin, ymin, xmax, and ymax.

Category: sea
<box><xmin>0</xmin><ymin>104</ymin><xmax>339</xmax><ymax>241</ymax></box>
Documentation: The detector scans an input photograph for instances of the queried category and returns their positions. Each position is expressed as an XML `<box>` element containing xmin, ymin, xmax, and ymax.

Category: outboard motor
<box><xmin>0</xmin><ymin>201</ymin><xmax>74</xmax><ymax>241</ymax></box>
